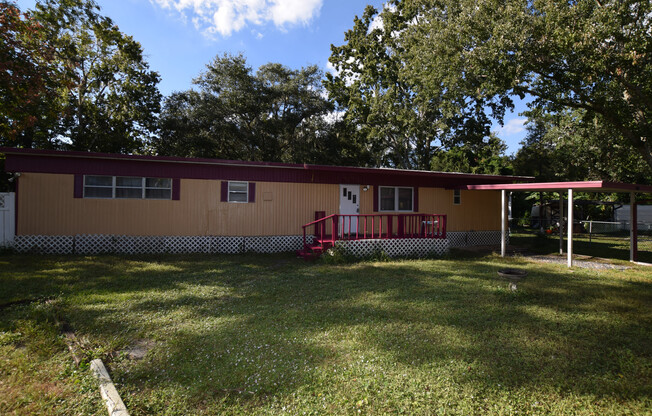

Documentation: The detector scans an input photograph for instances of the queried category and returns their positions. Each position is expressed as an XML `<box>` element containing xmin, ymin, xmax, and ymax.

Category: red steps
<box><xmin>296</xmin><ymin>240</ymin><xmax>333</xmax><ymax>259</ymax></box>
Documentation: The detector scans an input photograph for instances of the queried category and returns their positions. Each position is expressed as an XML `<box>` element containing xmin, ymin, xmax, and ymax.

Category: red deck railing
<box><xmin>302</xmin><ymin>213</ymin><xmax>447</xmax><ymax>253</ymax></box>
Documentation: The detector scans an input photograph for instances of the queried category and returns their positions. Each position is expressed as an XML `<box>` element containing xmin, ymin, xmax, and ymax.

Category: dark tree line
<box><xmin>152</xmin><ymin>54</ymin><xmax>366</xmax><ymax>166</ymax></box>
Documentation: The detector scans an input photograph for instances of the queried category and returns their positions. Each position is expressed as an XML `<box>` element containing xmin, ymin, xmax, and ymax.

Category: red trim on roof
<box><xmin>466</xmin><ymin>181</ymin><xmax>652</xmax><ymax>193</ymax></box>
<box><xmin>1</xmin><ymin>147</ymin><xmax>532</xmax><ymax>187</ymax></box>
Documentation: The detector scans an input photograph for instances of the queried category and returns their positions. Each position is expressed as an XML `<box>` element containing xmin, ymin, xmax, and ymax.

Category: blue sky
<box><xmin>17</xmin><ymin>0</ymin><xmax>528</xmax><ymax>154</ymax></box>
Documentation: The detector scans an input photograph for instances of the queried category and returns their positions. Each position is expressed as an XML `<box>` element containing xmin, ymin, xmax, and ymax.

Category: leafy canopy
<box><xmin>154</xmin><ymin>54</ymin><xmax>364</xmax><ymax>165</ymax></box>
<box><xmin>0</xmin><ymin>1</ymin><xmax>60</xmax><ymax>149</ymax></box>
<box><xmin>0</xmin><ymin>0</ymin><xmax>161</xmax><ymax>153</ymax></box>
<box><xmin>325</xmin><ymin>4</ymin><xmax>506</xmax><ymax>171</ymax></box>
<box><xmin>328</xmin><ymin>0</ymin><xmax>651</xmax><ymax>175</ymax></box>
<box><xmin>34</xmin><ymin>0</ymin><xmax>162</xmax><ymax>153</ymax></box>
<box><xmin>514</xmin><ymin>109</ymin><xmax>652</xmax><ymax>184</ymax></box>
<box><xmin>402</xmin><ymin>0</ymin><xmax>652</xmax><ymax>171</ymax></box>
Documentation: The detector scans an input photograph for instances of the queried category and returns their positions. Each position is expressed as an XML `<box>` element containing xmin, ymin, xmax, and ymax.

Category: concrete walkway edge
<box><xmin>90</xmin><ymin>359</ymin><xmax>130</xmax><ymax>416</ymax></box>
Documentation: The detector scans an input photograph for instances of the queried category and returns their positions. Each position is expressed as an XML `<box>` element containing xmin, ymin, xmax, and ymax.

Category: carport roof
<box><xmin>465</xmin><ymin>181</ymin><xmax>652</xmax><ymax>193</ymax></box>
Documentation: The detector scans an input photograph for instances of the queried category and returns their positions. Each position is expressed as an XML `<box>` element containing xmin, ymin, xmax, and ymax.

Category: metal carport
<box><xmin>465</xmin><ymin>181</ymin><xmax>652</xmax><ymax>267</ymax></box>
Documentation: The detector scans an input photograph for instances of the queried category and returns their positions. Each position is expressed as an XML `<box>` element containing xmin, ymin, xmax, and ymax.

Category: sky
<box><xmin>17</xmin><ymin>0</ymin><xmax>529</xmax><ymax>154</ymax></box>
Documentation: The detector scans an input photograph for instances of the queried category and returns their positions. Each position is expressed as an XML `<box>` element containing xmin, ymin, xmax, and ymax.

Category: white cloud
<box><xmin>269</xmin><ymin>0</ymin><xmax>321</xmax><ymax>27</ymax></box>
<box><xmin>322</xmin><ymin>110</ymin><xmax>345</xmax><ymax>124</ymax></box>
<box><xmin>368</xmin><ymin>12</ymin><xmax>384</xmax><ymax>32</ymax></box>
<box><xmin>324</xmin><ymin>57</ymin><xmax>360</xmax><ymax>86</ymax></box>
<box><xmin>499</xmin><ymin>118</ymin><xmax>527</xmax><ymax>136</ymax></box>
<box><xmin>368</xmin><ymin>3</ymin><xmax>396</xmax><ymax>32</ymax></box>
<box><xmin>325</xmin><ymin>60</ymin><xmax>338</xmax><ymax>75</ymax></box>
<box><xmin>151</xmin><ymin>0</ymin><xmax>323</xmax><ymax>37</ymax></box>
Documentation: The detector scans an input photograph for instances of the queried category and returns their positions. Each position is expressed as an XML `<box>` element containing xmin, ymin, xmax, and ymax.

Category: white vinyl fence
<box><xmin>0</xmin><ymin>193</ymin><xmax>16</xmax><ymax>247</ymax></box>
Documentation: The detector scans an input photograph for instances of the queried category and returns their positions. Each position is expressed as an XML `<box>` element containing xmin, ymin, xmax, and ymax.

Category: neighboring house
<box><xmin>615</xmin><ymin>205</ymin><xmax>652</xmax><ymax>231</ymax></box>
<box><xmin>1</xmin><ymin>148</ymin><xmax>529</xmax><ymax>256</ymax></box>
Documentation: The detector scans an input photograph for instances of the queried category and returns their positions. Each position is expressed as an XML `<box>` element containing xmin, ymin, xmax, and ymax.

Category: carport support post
<box><xmin>567</xmin><ymin>188</ymin><xmax>573</xmax><ymax>268</ymax></box>
<box><xmin>501</xmin><ymin>189</ymin><xmax>507</xmax><ymax>257</ymax></box>
<box><xmin>559</xmin><ymin>196</ymin><xmax>564</xmax><ymax>255</ymax></box>
<box><xmin>630</xmin><ymin>192</ymin><xmax>637</xmax><ymax>262</ymax></box>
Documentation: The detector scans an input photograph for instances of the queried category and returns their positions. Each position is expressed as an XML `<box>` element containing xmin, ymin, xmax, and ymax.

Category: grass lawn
<box><xmin>510</xmin><ymin>229</ymin><xmax>652</xmax><ymax>264</ymax></box>
<box><xmin>1</xmin><ymin>252</ymin><xmax>651</xmax><ymax>415</ymax></box>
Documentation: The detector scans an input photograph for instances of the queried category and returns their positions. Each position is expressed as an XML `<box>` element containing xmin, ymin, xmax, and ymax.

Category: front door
<box><xmin>339</xmin><ymin>185</ymin><xmax>360</xmax><ymax>236</ymax></box>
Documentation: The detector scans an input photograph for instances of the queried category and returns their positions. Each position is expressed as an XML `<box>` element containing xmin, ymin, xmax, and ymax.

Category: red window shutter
<box><xmin>221</xmin><ymin>181</ymin><xmax>228</xmax><ymax>202</ymax></box>
<box><xmin>74</xmin><ymin>174</ymin><xmax>83</xmax><ymax>198</ymax></box>
<box><xmin>248</xmin><ymin>182</ymin><xmax>256</xmax><ymax>203</ymax></box>
<box><xmin>413</xmin><ymin>187</ymin><xmax>419</xmax><ymax>212</ymax></box>
<box><xmin>373</xmin><ymin>186</ymin><xmax>378</xmax><ymax>212</ymax></box>
<box><xmin>172</xmin><ymin>178</ymin><xmax>180</xmax><ymax>200</ymax></box>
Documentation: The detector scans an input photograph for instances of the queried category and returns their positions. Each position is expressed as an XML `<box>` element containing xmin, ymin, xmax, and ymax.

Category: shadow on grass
<box><xmin>510</xmin><ymin>231</ymin><xmax>652</xmax><ymax>263</ymax></box>
<box><xmin>1</xmin><ymin>252</ymin><xmax>651</xmax><ymax>410</ymax></box>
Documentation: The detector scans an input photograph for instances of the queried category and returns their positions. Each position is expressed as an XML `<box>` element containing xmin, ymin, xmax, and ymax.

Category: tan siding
<box><xmin>359</xmin><ymin>185</ymin><xmax>374</xmax><ymax>214</ymax></box>
<box><xmin>417</xmin><ymin>188</ymin><xmax>501</xmax><ymax>231</ymax></box>
<box><xmin>204</xmin><ymin>181</ymin><xmax>339</xmax><ymax>236</ymax></box>
<box><xmin>17</xmin><ymin>173</ymin><xmax>339</xmax><ymax>236</ymax></box>
<box><xmin>17</xmin><ymin>174</ymin><xmax>499</xmax><ymax>236</ymax></box>
<box><xmin>361</xmin><ymin>186</ymin><xmax>500</xmax><ymax>231</ymax></box>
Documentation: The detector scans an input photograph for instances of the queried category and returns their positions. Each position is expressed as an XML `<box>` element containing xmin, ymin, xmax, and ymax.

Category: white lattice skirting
<box><xmin>13</xmin><ymin>235</ymin><xmax>314</xmax><ymax>255</ymax></box>
<box><xmin>447</xmin><ymin>231</ymin><xmax>506</xmax><ymax>247</ymax></box>
<box><xmin>335</xmin><ymin>238</ymin><xmax>450</xmax><ymax>258</ymax></box>
<box><xmin>12</xmin><ymin>231</ymin><xmax>502</xmax><ymax>255</ymax></box>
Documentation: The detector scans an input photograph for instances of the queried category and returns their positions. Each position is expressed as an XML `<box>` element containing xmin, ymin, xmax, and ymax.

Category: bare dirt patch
<box><xmin>123</xmin><ymin>339</ymin><xmax>156</xmax><ymax>360</ymax></box>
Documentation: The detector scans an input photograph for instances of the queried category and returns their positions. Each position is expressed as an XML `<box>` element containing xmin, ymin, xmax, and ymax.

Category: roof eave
<box><xmin>466</xmin><ymin>181</ymin><xmax>652</xmax><ymax>193</ymax></box>
<box><xmin>1</xmin><ymin>147</ymin><xmax>533</xmax><ymax>182</ymax></box>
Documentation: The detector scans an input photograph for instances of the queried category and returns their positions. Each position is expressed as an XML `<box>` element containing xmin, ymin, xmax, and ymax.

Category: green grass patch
<box><xmin>0</xmin><ymin>298</ymin><xmax>102</xmax><ymax>415</ymax></box>
<box><xmin>510</xmin><ymin>229</ymin><xmax>652</xmax><ymax>264</ymax></box>
<box><xmin>1</xmin><ymin>253</ymin><xmax>651</xmax><ymax>414</ymax></box>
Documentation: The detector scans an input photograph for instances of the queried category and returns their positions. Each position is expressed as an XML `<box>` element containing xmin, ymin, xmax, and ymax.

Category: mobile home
<box><xmin>2</xmin><ymin>148</ymin><xmax>529</xmax><ymax>256</ymax></box>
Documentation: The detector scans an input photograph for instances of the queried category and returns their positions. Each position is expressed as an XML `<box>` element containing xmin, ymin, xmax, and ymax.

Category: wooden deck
<box><xmin>298</xmin><ymin>213</ymin><xmax>447</xmax><ymax>258</ymax></box>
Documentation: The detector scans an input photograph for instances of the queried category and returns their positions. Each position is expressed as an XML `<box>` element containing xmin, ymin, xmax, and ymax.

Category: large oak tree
<box><xmin>325</xmin><ymin>5</ymin><xmax>503</xmax><ymax>170</ymax></box>
<box><xmin>0</xmin><ymin>1</ymin><xmax>60</xmax><ymax>149</ymax></box>
<box><xmin>34</xmin><ymin>0</ymin><xmax>162</xmax><ymax>153</ymax></box>
<box><xmin>154</xmin><ymin>54</ymin><xmax>364</xmax><ymax>165</ymax></box>
<box><xmin>401</xmin><ymin>0</ymin><xmax>652</xmax><ymax>171</ymax></box>
<box><xmin>327</xmin><ymin>0</ymin><xmax>651</xmax><ymax>175</ymax></box>
<box><xmin>1</xmin><ymin>0</ymin><xmax>161</xmax><ymax>153</ymax></box>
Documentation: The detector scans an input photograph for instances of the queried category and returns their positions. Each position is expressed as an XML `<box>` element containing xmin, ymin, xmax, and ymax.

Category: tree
<box><xmin>512</xmin><ymin>110</ymin><xmax>652</xmax><ymax>227</ymax></box>
<box><xmin>0</xmin><ymin>1</ymin><xmax>61</xmax><ymax>149</ymax></box>
<box><xmin>431</xmin><ymin>134</ymin><xmax>512</xmax><ymax>175</ymax></box>
<box><xmin>154</xmin><ymin>54</ymin><xmax>353</xmax><ymax>165</ymax></box>
<box><xmin>514</xmin><ymin>109</ymin><xmax>652</xmax><ymax>184</ymax></box>
<box><xmin>400</xmin><ymin>0</ymin><xmax>652</xmax><ymax>171</ymax></box>
<box><xmin>325</xmin><ymin>4</ymin><xmax>510</xmax><ymax>171</ymax></box>
<box><xmin>31</xmin><ymin>0</ymin><xmax>161</xmax><ymax>153</ymax></box>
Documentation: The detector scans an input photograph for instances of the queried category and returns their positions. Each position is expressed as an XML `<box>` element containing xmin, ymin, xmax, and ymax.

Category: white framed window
<box><xmin>145</xmin><ymin>178</ymin><xmax>172</xmax><ymax>199</ymax></box>
<box><xmin>115</xmin><ymin>176</ymin><xmax>143</xmax><ymax>199</ymax></box>
<box><xmin>453</xmin><ymin>189</ymin><xmax>461</xmax><ymax>205</ymax></box>
<box><xmin>379</xmin><ymin>186</ymin><xmax>413</xmax><ymax>212</ymax></box>
<box><xmin>83</xmin><ymin>175</ymin><xmax>171</xmax><ymax>199</ymax></box>
<box><xmin>228</xmin><ymin>181</ymin><xmax>248</xmax><ymax>203</ymax></box>
<box><xmin>84</xmin><ymin>175</ymin><xmax>113</xmax><ymax>198</ymax></box>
